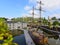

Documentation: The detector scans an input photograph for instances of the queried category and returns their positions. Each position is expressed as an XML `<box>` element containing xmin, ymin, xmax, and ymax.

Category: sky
<box><xmin>0</xmin><ymin>0</ymin><xmax>60</xmax><ymax>19</ymax></box>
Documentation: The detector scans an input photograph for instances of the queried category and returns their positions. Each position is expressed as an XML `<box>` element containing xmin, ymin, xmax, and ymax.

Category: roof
<box><xmin>7</xmin><ymin>19</ymin><xmax>27</xmax><ymax>23</ymax></box>
<box><xmin>7</xmin><ymin>21</ymin><xmax>19</xmax><ymax>23</ymax></box>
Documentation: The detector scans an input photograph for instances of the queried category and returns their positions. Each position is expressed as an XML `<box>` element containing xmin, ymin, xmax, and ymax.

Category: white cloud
<box><xmin>28</xmin><ymin>10</ymin><xmax>40</xmax><ymax>18</ymax></box>
<box><xmin>24</xmin><ymin>0</ymin><xmax>60</xmax><ymax>18</ymax></box>
<box><xmin>50</xmin><ymin>14</ymin><xmax>60</xmax><ymax>18</ymax></box>
<box><xmin>28</xmin><ymin>0</ymin><xmax>60</xmax><ymax>18</ymax></box>
<box><xmin>29</xmin><ymin>0</ymin><xmax>36</xmax><ymax>4</ymax></box>
<box><xmin>21</xmin><ymin>10</ymin><xmax>40</xmax><ymax>18</ymax></box>
<box><xmin>29</xmin><ymin>0</ymin><xmax>60</xmax><ymax>10</ymax></box>
<box><xmin>42</xmin><ymin>0</ymin><xmax>60</xmax><ymax>9</ymax></box>
<box><xmin>21</xmin><ymin>13</ymin><xmax>32</xmax><ymax>17</ymax></box>
<box><xmin>29</xmin><ymin>10</ymin><xmax>33</xmax><ymax>14</ymax></box>
<box><xmin>24</xmin><ymin>5</ymin><xmax>31</xmax><ymax>10</ymax></box>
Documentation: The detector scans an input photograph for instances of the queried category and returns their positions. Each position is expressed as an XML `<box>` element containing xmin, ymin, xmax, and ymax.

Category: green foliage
<box><xmin>11</xmin><ymin>17</ymin><xmax>39</xmax><ymax>23</ymax></box>
<box><xmin>53</xmin><ymin>21</ymin><xmax>59</xmax><ymax>31</ymax></box>
<box><xmin>43</xmin><ymin>18</ymin><xmax>48</xmax><ymax>25</ymax></box>
<box><xmin>0</xmin><ymin>18</ymin><xmax>18</xmax><ymax>45</ymax></box>
<box><xmin>51</xmin><ymin>17</ymin><xmax>57</xmax><ymax>20</ymax></box>
<box><xmin>59</xmin><ymin>23</ymin><xmax>60</xmax><ymax>26</ymax></box>
<box><xmin>10</xmin><ymin>29</ymin><xmax>24</xmax><ymax>37</ymax></box>
<box><xmin>48</xmin><ymin>22</ymin><xmax>52</xmax><ymax>29</ymax></box>
<box><xmin>11</xmin><ymin>17</ymin><xmax>23</xmax><ymax>22</ymax></box>
<box><xmin>53</xmin><ymin>21</ymin><xmax>59</xmax><ymax>27</ymax></box>
<box><xmin>0</xmin><ymin>18</ymin><xmax>8</xmax><ymax>32</ymax></box>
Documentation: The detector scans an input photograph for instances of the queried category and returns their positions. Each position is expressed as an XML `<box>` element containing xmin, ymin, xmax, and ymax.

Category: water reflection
<box><xmin>48</xmin><ymin>35</ymin><xmax>60</xmax><ymax>45</ymax></box>
<box><xmin>39</xmin><ymin>29</ymin><xmax>60</xmax><ymax>45</ymax></box>
<box><xmin>48</xmin><ymin>38</ymin><xmax>60</xmax><ymax>45</ymax></box>
<box><xmin>13</xmin><ymin>34</ymin><xmax>26</xmax><ymax>45</ymax></box>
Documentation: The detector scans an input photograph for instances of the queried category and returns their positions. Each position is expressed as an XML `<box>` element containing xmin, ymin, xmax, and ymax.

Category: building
<box><xmin>7</xmin><ymin>20</ymin><xmax>27</xmax><ymax>30</ymax></box>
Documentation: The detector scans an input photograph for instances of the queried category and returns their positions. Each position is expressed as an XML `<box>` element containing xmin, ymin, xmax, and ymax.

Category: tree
<box><xmin>51</xmin><ymin>17</ymin><xmax>57</xmax><ymax>20</ymax></box>
<box><xmin>0</xmin><ymin>18</ymin><xmax>18</xmax><ymax>45</ymax></box>
<box><xmin>48</xmin><ymin>22</ymin><xmax>52</xmax><ymax>29</ymax></box>
<box><xmin>53</xmin><ymin>21</ymin><xmax>59</xmax><ymax>31</ymax></box>
<box><xmin>43</xmin><ymin>17</ymin><xmax>48</xmax><ymax>25</ymax></box>
<box><xmin>11</xmin><ymin>17</ymin><xmax>39</xmax><ymax>23</ymax></box>
<box><xmin>59</xmin><ymin>23</ymin><xmax>60</xmax><ymax>26</ymax></box>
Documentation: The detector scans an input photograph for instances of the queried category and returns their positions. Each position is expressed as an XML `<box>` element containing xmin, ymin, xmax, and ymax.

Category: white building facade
<box><xmin>7</xmin><ymin>21</ymin><xmax>27</xmax><ymax>30</ymax></box>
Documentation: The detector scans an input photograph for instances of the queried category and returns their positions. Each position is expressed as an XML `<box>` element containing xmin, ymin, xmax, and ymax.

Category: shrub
<box><xmin>0</xmin><ymin>18</ymin><xmax>18</xmax><ymax>45</ymax></box>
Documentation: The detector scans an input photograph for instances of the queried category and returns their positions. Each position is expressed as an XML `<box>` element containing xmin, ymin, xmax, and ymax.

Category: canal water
<box><xmin>13</xmin><ymin>34</ymin><xmax>26</xmax><ymax>45</ymax></box>
<box><xmin>38</xmin><ymin>29</ymin><xmax>60</xmax><ymax>45</ymax></box>
<box><xmin>0</xmin><ymin>34</ymin><xmax>26</xmax><ymax>45</ymax></box>
<box><xmin>48</xmin><ymin>38</ymin><xmax>60</xmax><ymax>45</ymax></box>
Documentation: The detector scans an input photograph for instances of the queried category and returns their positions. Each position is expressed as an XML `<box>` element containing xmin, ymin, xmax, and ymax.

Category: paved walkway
<box><xmin>24</xmin><ymin>30</ymin><xmax>35</xmax><ymax>45</ymax></box>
